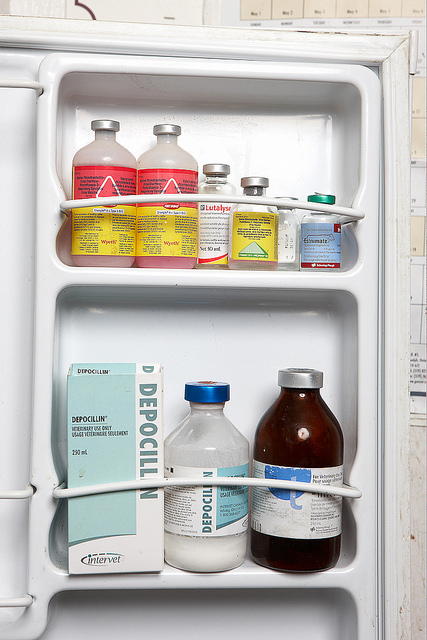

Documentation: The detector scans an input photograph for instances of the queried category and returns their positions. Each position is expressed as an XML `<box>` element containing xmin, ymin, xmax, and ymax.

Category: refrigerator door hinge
<box><xmin>409</xmin><ymin>30</ymin><xmax>419</xmax><ymax>75</ymax></box>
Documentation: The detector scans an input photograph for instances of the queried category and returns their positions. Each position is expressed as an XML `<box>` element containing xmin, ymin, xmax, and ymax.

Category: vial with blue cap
<box><xmin>164</xmin><ymin>381</ymin><xmax>249</xmax><ymax>572</ymax></box>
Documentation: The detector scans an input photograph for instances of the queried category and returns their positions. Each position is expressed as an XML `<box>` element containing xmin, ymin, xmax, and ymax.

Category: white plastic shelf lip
<box><xmin>0</xmin><ymin>79</ymin><xmax>43</xmax><ymax>96</ymax></box>
<box><xmin>60</xmin><ymin>195</ymin><xmax>365</xmax><ymax>221</ymax></box>
<box><xmin>0</xmin><ymin>596</ymin><xmax>33</xmax><ymax>608</ymax></box>
<box><xmin>0</xmin><ymin>485</ymin><xmax>34</xmax><ymax>499</ymax></box>
<box><xmin>53</xmin><ymin>477</ymin><xmax>362</xmax><ymax>500</ymax></box>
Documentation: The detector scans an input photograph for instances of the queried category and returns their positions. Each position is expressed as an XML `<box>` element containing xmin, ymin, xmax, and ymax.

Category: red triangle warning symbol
<box><xmin>96</xmin><ymin>176</ymin><xmax>121</xmax><ymax>198</ymax></box>
<box><xmin>161</xmin><ymin>178</ymin><xmax>182</xmax><ymax>195</ymax></box>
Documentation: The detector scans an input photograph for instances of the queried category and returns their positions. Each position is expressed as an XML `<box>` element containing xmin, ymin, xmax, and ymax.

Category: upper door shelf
<box><xmin>35</xmin><ymin>52</ymin><xmax>380</xmax><ymax>287</ymax></box>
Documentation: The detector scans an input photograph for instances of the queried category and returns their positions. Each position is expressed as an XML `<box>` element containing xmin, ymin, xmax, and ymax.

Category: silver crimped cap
<box><xmin>241</xmin><ymin>176</ymin><xmax>269</xmax><ymax>188</ymax></box>
<box><xmin>278</xmin><ymin>368</ymin><xmax>323</xmax><ymax>389</ymax></box>
<box><xmin>91</xmin><ymin>120</ymin><xmax>120</xmax><ymax>131</ymax></box>
<box><xmin>203</xmin><ymin>164</ymin><xmax>230</xmax><ymax>175</ymax></box>
<box><xmin>153</xmin><ymin>124</ymin><xmax>181</xmax><ymax>136</ymax></box>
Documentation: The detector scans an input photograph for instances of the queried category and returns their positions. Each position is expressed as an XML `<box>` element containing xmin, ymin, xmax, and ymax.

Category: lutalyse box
<box><xmin>67</xmin><ymin>363</ymin><xmax>163</xmax><ymax>574</ymax></box>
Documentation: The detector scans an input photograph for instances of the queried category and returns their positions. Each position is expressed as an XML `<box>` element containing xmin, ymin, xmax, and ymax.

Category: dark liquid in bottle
<box><xmin>251</xmin><ymin>386</ymin><xmax>343</xmax><ymax>572</ymax></box>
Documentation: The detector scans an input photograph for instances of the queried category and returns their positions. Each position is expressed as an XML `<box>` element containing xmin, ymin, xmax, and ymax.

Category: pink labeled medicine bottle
<box><xmin>71</xmin><ymin>119</ymin><xmax>137</xmax><ymax>267</ymax></box>
<box><xmin>136</xmin><ymin>124</ymin><xmax>198</xmax><ymax>269</ymax></box>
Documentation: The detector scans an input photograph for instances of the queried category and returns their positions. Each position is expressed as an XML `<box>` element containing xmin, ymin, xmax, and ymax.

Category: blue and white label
<box><xmin>251</xmin><ymin>460</ymin><xmax>343</xmax><ymax>540</ymax></box>
<box><xmin>164</xmin><ymin>463</ymin><xmax>249</xmax><ymax>537</ymax></box>
<box><xmin>300</xmin><ymin>222</ymin><xmax>341</xmax><ymax>269</ymax></box>
<box><xmin>264</xmin><ymin>465</ymin><xmax>312</xmax><ymax>508</ymax></box>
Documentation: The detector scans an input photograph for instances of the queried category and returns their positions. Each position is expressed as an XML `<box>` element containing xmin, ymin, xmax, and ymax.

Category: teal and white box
<box><xmin>67</xmin><ymin>363</ymin><xmax>164</xmax><ymax>574</ymax></box>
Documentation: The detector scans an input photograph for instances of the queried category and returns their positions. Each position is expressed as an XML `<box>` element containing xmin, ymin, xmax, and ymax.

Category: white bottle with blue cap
<box><xmin>164</xmin><ymin>381</ymin><xmax>249</xmax><ymax>572</ymax></box>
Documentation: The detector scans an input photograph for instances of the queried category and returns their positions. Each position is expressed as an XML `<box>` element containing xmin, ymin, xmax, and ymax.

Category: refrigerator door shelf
<box><xmin>46</xmin><ymin>52</ymin><xmax>373</xmax><ymax>205</ymax></box>
<box><xmin>42</xmin><ymin>53</ymin><xmax>376</xmax><ymax>275</ymax></box>
<box><xmin>44</xmin><ymin>286</ymin><xmax>364</xmax><ymax>588</ymax></box>
<box><xmin>0</xmin><ymin>18</ymin><xmax>411</xmax><ymax>640</ymax></box>
<box><xmin>59</xmin><ymin>193</ymin><xmax>363</xmax><ymax>271</ymax></box>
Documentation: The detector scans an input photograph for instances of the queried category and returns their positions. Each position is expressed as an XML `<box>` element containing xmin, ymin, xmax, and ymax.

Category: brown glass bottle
<box><xmin>251</xmin><ymin>369</ymin><xmax>343</xmax><ymax>572</ymax></box>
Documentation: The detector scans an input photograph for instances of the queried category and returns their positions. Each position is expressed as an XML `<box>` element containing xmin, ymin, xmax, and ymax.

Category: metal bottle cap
<box><xmin>203</xmin><ymin>164</ymin><xmax>230</xmax><ymax>176</ymax></box>
<box><xmin>184</xmin><ymin>381</ymin><xmax>230</xmax><ymax>403</ymax></box>
<box><xmin>153</xmin><ymin>124</ymin><xmax>181</xmax><ymax>136</ymax></box>
<box><xmin>241</xmin><ymin>177</ymin><xmax>269</xmax><ymax>188</ymax></box>
<box><xmin>91</xmin><ymin>120</ymin><xmax>120</xmax><ymax>132</ymax></box>
<box><xmin>278</xmin><ymin>368</ymin><xmax>323</xmax><ymax>389</ymax></box>
<box><xmin>307</xmin><ymin>193</ymin><xmax>335</xmax><ymax>204</ymax></box>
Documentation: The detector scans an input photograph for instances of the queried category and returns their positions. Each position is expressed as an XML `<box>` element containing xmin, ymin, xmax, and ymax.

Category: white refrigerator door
<box><xmin>0</xmin><ymin>16</ymin><xmax>410</xmax><ymax>640</ymax></box>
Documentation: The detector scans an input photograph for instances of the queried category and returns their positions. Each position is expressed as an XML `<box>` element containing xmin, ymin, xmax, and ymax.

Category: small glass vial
<box><xmin>136</xmin><ymin>124</ymin><xmax>198</xmax><ymax>269</ymax></box>
<box><xmin>228</xmin><ymin>177</ymin><xmax>278</xmax><ymax>271</ymax></box>
<box><xmin>197</xmin><ymin>164</ymin><xmax>236</xmax><ymax>268</ymax></box>
<box><xmin>72</xmin><ymin>119</ymin><xmax>137</xmax><ymax>267</ymax></box>
<box><xmin>277</xmin><ymin>198</ymin><xmax>300</xmax><ymax>271</ymax></box>
<box><xmin>164</xmin><ymin>381</ymin><xmax>249</xmax><ymax>572</ymax></box>
<box><xmin>251</xmin><ymin>368</ymin><xmax>344</xmax><ymax>572</ymax></box>
<box><xmin>300</xmin><ymin>193</ymin><xmax>341</xmax><ymax>271</ymax></box>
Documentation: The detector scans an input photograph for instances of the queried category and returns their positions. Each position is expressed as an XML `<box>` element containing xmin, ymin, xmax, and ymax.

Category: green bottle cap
<box><xmin>307</xmin><ymin>193</ymin><xmax>335</xmax><ymax>204</ymax></box>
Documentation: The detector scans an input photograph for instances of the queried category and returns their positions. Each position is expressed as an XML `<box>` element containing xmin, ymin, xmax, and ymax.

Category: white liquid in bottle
<box><xmin>72</xmin><ymin>119</ymin><xmax>137</xmax><ymax>267</ymax></box>
<box><xmin>164</xmin><ymin>382</ymin><xmax>249</xmax><ymax>572</ymax></box>
<box><xmin>136</xmin><ymin>124</ymin><xmax>198</xmax><ymax>269</ymax></box>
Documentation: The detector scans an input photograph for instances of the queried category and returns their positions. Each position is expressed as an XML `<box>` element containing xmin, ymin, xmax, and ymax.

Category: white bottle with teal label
<box><xmin>164</xmin><ymin>381</ymin><xmax>249</xmax><ymax>572</ymax></box>
<box><xmin>300</xmin><ymin>193</ymin><xmax>341</xmax><ymax>271</ymax></box>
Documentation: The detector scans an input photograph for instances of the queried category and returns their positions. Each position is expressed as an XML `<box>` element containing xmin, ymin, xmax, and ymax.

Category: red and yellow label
<box><xmin>72</xmin><ymin>165</ymin><xmax>136</xmax><ymax>256</ymax></box>
<box><xmin>137</xmin><ymin>168</ymin><xmax>198</xmax><ymax>258</ymax></box>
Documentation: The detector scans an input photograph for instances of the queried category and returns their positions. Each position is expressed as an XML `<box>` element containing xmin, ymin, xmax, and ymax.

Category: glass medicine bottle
<box><xmin>164</xmin><ymin>382</ymin><xmax>249</xmax><ymax>572</ymax></box>
<box><xmin>136</xmin><ymin>124</ymin><xmax>198</xmax><ymax>269</ymax></box>
<box><xmin>71</xmin><ymin>119</ymin><xmax>137</xmax><ymax>267</ymax></box>
<box><xmin>197</xmin><ymin>164</ymin><xmax>236</xmax><ymax>268</ymax></box>
<box><xmin>300</xmin><ymin>193</ymin><xmax>341</xmax><ymax>271</ymax></box>
<box><xmin>277</xmin><ymin>197</ymin><xmax>300</xmax><ymax>271</ymax></box>
<box><xmin>228</xmin><ymin>177</ymin><xmax>278</xmax><ymax>270</ymax></box>
<box><xmin>251</xmin><ymin>368</ymin><xmax>344</xmax><ymax>572</ymax></box>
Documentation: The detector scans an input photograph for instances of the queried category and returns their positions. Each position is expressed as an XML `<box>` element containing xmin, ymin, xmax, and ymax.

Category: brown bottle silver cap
<box><xmin>153</xmin><ymin>124</ymin><xmax>181</xmax><ymax>136</ymax></box>
<box><xmin>278</xmin><ymin>368</ymin><xmax>323</xmax><ymax>389</ymax></box>
<box><xmin>91</xmin><ymin>120</ymin><xmax>120</xmax><ymax>131</ymax></box>
<box><xmin>203</xmin><ymin>164</ymin><xmax>230</xmax><ymax>175</ymax></box>
<box><xmin>241</xmin><ymin>176</ymin><xmax>269</xmax><ymax>188</ymax></box>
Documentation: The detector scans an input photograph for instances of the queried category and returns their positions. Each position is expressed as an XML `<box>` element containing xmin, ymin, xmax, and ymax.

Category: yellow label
<box><xmin>136</xmin><ymin>206</ymin><xmax>198</xmax><ymax>258</ymax></box>
<box><xmin>231</xmin><ymin>211</ymin><xmax>278</xmax><ymax>261</ymax></box>
<box><xmin>71</xmin><ymin>207</ymin><xmax>136</xmax><ymax>256</ymax></box>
